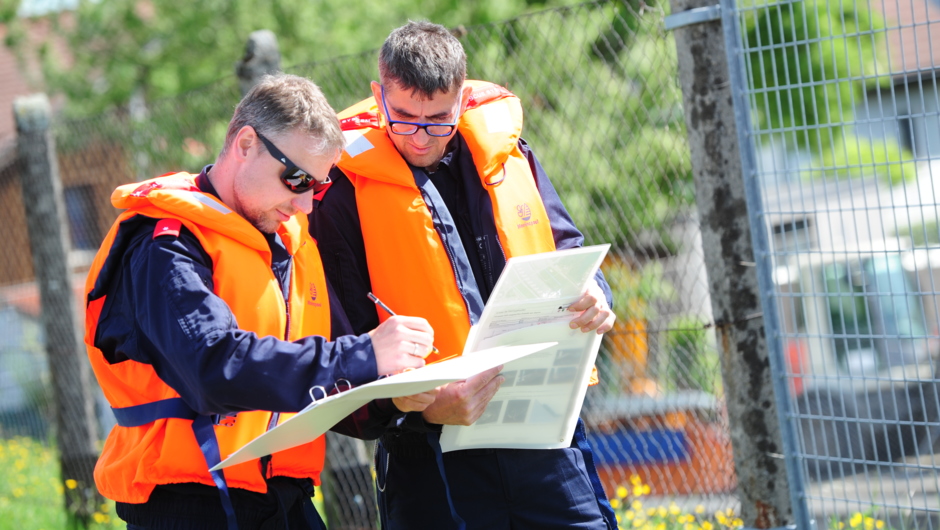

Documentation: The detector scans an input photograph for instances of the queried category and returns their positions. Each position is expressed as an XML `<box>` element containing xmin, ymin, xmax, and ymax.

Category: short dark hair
<box><xmin>379</xmin><ymin>21</ymin><xmax>466</xmax><ymax>98</ymax></box>
<box><xmin>221</xmin><ymin>73</ymin><xmax>343</xmax><ymax>158</ymax></box>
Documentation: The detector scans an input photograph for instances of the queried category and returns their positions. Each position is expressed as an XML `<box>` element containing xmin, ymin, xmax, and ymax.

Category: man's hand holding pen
<box><xmin>366</xmin><ymin>293</ymin><xmax>442</xmax><ymax>413</ymax></box>
<box><xmin>368</xmin><ymin>315</ymin><xmax>434</xmax><ymax>375</ymax></box>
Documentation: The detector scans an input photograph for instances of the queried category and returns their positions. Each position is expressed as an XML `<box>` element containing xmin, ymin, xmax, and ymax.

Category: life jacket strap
<box><xmin>110</xmin><ymin>397</ymin><xmax>197</xmax><ymax>426</ymax></box>
<box><xmin>111</xmin><ymin>399</ymin><xmax>239</xmax><ymax>530</ymax></box>
<box><xmin>426</xmin><ymin>432</ymin><xmax>467</xmax><ymax>530</ymax></box>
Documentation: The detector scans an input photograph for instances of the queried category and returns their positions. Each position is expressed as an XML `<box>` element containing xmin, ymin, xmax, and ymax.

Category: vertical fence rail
<box><xmin>725</xmin><ymin>0</ymin><xmax>940</xmax><ymax>526</ymax></box>
<box><xmin>718</xmin><ymin>0</ymin><xmax>816</xmax><ymax>526</ymax></box>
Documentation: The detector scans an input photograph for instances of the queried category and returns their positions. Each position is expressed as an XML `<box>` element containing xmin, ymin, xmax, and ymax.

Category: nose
<box><xmin>292</xmin><ymin>192</ymin><xmax>315</xmax><ymax>215</ymax></box>
<box><xmin>411</xmin><ymin>127</ymin><xmax>432</xmax><ymax>145</ymax></box>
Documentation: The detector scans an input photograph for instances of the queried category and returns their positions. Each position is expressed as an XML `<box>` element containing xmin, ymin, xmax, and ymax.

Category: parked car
<box><xmin>775</xmin><ymin>240</ymin><xmax>940</xmax><ymax>479</ymax></box>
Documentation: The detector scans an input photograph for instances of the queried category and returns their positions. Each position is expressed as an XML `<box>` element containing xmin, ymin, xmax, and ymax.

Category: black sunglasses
<box><xmin>254</xmin><ymin>129</ymin><xmax>329</xmax><ymax>193</ymax></box>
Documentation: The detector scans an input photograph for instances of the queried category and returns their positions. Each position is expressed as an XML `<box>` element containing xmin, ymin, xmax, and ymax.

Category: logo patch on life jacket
<box><xmin>515</xmin><ymin>203</ymin><xmax>539</xmax><ymax>229</ymax></box>
<box><xmin>307</xmin><ymin>282</ymin><xmax>322</xmax><ymax>307</ymax></box>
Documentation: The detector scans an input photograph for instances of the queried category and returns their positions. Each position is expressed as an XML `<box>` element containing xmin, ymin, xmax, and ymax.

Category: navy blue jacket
<box><xmin>91</xmin><ymin>168</ymin><xmax>385</xmax><ymax>439</ymax></box>
<box><xmin>310</xmin><ymin>135</ymin><xmax>612</xmax><ymax>432</ymax></box>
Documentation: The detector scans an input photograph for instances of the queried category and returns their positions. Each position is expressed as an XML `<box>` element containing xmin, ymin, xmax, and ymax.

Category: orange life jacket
<box><xmin>336</xmin><ymin>81</ymin><xmax>556</xmax><ymax>363</ymax></box>
<box><xmin>84</xmin><ymin>173</ymin><xmax>329</xmax><ymax>504</ymax></box>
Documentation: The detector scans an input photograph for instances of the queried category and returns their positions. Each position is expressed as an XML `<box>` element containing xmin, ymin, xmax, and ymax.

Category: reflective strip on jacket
<box><xmin>336</xmin><ymin>80</ymin><xmax>557</xmax><ymax>364</ymax></box>
<box><xmin>84</xmin><ymin>173</ymin><xmax>328</xmax><ymax>504</ymax></box>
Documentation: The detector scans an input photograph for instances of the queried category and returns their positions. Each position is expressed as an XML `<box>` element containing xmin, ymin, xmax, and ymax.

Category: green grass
<box><xmin>0</xmin><ymin>437</ymin><xmax>121</xmax><ymax>529</ymax></box>
<box><xmin>0</xmin><ymin>436</ymin><xmax>331</xmax><ymax>529</ymax></box>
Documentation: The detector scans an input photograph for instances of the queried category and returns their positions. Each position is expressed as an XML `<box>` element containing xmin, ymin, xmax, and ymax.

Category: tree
<box><xmin>2</xmin><ymin>0</ymin><xmax>555</xmax><ymax>115</ymax></box>
<box><xmin>743</xmin><ymin>0</ymin><xmax>913</xmax><ymax>183</ymax></box>
<box><xmin>463</xmin><ymin>1</ymin><xmax>693</xmax><ymax>255</ymax></box>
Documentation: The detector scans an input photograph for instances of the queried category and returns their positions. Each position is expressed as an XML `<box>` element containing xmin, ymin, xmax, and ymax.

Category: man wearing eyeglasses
<box><xmin>310</xmin><ymin>22</ymin><xmax>618</xmax><ymax>530</ymax></box>
<box><xmin>84</xmin><ymin>73</ymin><xmax>438</xmax><ymax>530</ymax></box>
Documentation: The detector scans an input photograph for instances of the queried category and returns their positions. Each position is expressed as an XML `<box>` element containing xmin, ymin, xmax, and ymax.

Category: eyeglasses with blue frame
<box><xmin>380</xmin><ymin>85</ymin><xmax>460</xmax><ymax>137</ymax></box>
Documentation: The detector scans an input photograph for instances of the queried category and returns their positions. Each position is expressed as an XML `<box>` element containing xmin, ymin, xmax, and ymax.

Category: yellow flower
<box><xmin>626</xmin><ymin>510</ymin><xmax>636</xmax><ymax>521</ymax></box>
<box><xmin>875</xmin><ymin>522</ymin><xmax>885</xmax><ymax>529</ymax></box>
<box><xmin>642</xmin><ymin>485</ymin><xmax>651</xmax><ymax>495</ymax></box>
<box><xmin>669</xmin><ymin>502</ymin><xmax>681</xmax><ymax>515</ymax></box>
<box><xmin>702</xmin><ymin>522</ymin><xmax>714</xmax><ymax>530</ymax></box>
<box><xmin>617</xmin><ymin>485</ymin><xmax>629</xmax><ymax>498</ymax></box>
<box><xmin>611</xmin><ymin>499</ymin><xmax>622</xmax><ymax>509</ymax></box>
<box><xmin>93</xmin><ymin>513</ymin><xmax>107</xmax><ymax>524</ymax></box>
<box><xmin>695</xmin><ymin>505</ymin><xmax>706</xmax><ymax>514</ymax></box>
<box><xmin>850</xmin><ymin>513</ymin><xmax>863</xmax><ymax>528</ymax></box>
<box><xmin>100</xmin><ymin>502</ymin><xmax>110</xmax><ymax>513</ymax></box>
<box><xmin>656</xmin><ymin>523</ymin><xmax>666</xmax><ymax>530</ymax></box>
<box><xmin>864</xmin><ymin>517</ymin><xmax>875</xmax><ymax>529</ymax></box>
<box><xmin>11</xmin><ymin>488</ymin><xmax>25</xmax><ymax>498</ymax></box>
<box><xmin>65</xmin><ymin>479</ymin><xmax>78</xmax><ymax>490</ymax></box>
<box><xmin>631</xmin><ymin>474</ymin><xmax>643</xmax><ymax>486</ymax></box>
<box><xmin>657</xmin><ymin>506</ymin><xmax>668</xmax><ymax>517</ymax></box>
<box><xmin>633</xmin><ymin>500</ymin><xmax>644</xmax><ymax>511</ymax></box>
<box><xmin>732</xmin><ymin>518</ymin><xmax>744</xmax><ymax>527</ymax></box>
<box><xmin>634</xmin><ymin>485</ymin><xmax>645</xmax><ymax>497</ymax></box>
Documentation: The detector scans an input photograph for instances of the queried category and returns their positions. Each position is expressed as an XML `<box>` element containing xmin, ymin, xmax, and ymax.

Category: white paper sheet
<box><xmin>440</xmin><ymin>244</ymin><xmax>609</xmax><ymax>452</ymax></box>
<box><xmin>210</xmin><ymin>342</ymin><xmax>556</xmax><ymax>471</ymax></box>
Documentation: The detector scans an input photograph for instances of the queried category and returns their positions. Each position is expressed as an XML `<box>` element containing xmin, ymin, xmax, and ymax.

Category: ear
<box><xmin>459</xmin><ymin>84</ymin><xmax>473</xmax><ymax>114</ymax></box>
<box><xmin>232</xmin><ymin>125</ymin><xmax>257</xmax><ymax>162</ymax></box>
<box><xmin>370</xmin><ymin>81</ymin><xmax>384</xmax><ymax>118</ymax></box>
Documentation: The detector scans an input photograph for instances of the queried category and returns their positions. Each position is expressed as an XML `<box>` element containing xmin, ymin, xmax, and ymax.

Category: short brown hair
<box><xmin>221</xmin><ymin>73</ymin><xmax>343</xmax><ymax>157</ymax></box>
<box><xmin>379</xmin><ymin>21</ymin><xmax>466</xmax><ymax>98</ymax></box>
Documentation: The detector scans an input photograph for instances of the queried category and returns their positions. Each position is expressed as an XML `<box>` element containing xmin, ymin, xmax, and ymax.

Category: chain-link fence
<box><xmin>727</xmin><ymin>0</ymin><xmax>940</xmax><ymax>525</ymax></box>
<box><xmin>0</xmin><ymin>0</ymin><xmax>746</xmax><ymax>527</ymax></box>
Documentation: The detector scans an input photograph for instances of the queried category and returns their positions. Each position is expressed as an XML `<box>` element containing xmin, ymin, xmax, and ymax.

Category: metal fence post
<box><xmin>667</xmin><ymin>1</ymin><xmax>806</xmax><ymax>527</ymax></box>
<box><xmin>13</xmin><ymin>93</ymin><xmax>100</xmax><ymax>520</ymax></box>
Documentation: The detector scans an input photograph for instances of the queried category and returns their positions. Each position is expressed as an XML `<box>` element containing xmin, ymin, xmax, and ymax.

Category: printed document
<box><xmin>439</xmin><ymin>244</ymin><xmax>610</xmax><ymax>452</ymax></box>
<box><xmin>211</xmin><ymin>342</ymin><xmax>555</xmax><ymax>471</ymax></box>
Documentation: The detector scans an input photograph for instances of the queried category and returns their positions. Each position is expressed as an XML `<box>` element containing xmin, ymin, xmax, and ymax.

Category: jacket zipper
<box><xmin>262</xmin><ymin>255</ymin><xmax>293</xmax><ymax>478</ymax></box>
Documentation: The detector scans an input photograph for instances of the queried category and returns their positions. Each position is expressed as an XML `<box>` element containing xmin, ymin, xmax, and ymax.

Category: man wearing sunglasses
<box><xmin>310</xmin><ymin>22</ymin><xmax>617</xmax><ymax>530</ymax></box>
<box><xmin>84</xmin><ymin>73</ymin><xmax>437</xmax><ymax>530</ymax></box>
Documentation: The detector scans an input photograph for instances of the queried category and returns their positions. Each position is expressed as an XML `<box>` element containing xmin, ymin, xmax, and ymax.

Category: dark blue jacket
<box><xmin>309</xmin><ymin>135</ymin><xmax>612</xmax><ymax>433</ymax></box>
<box><xmin>91</xmin><ymin>168</ymin><xmax>385</xmax><ymax>439</ymax></box>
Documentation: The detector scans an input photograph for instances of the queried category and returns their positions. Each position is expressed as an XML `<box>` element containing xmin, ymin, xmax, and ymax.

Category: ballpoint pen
<box><xmin>367</xmin><ymin>292</ymin><xmax>440</xmax><ymax>356</ymax></box>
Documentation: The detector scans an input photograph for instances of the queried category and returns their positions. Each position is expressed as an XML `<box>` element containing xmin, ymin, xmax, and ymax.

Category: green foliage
<box><xmin>602</xmin><ymin>259</ymin><xmax>675</xmax><ymax>321</ymax></box>
<box><xmin>462</xmin><ymin>1</ymin><xmax>692</xmax><ymax>251</ymax></box>
<box><xmin>8</xmin><ymin>0</ymin><xmax>559</xmax><ymax>116</ymax></box>
<box><xmin>743</xmin><ymin>0</ymin><xmax>886</xmax><ymax>151</ymax></box>
<box><xmin>820</xmin><ymin>134</ymin><xmax>916</xmax><ymax>184</ymax></box>
<box><xmin>743</xmin><ymin>0</ymin><xmax>910</xmax><ymax>182</ymax></box>
<box><xmin>662</xmin><ymin>315</ymin><xmax>719</xmax><ymax>394</ymax></box>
